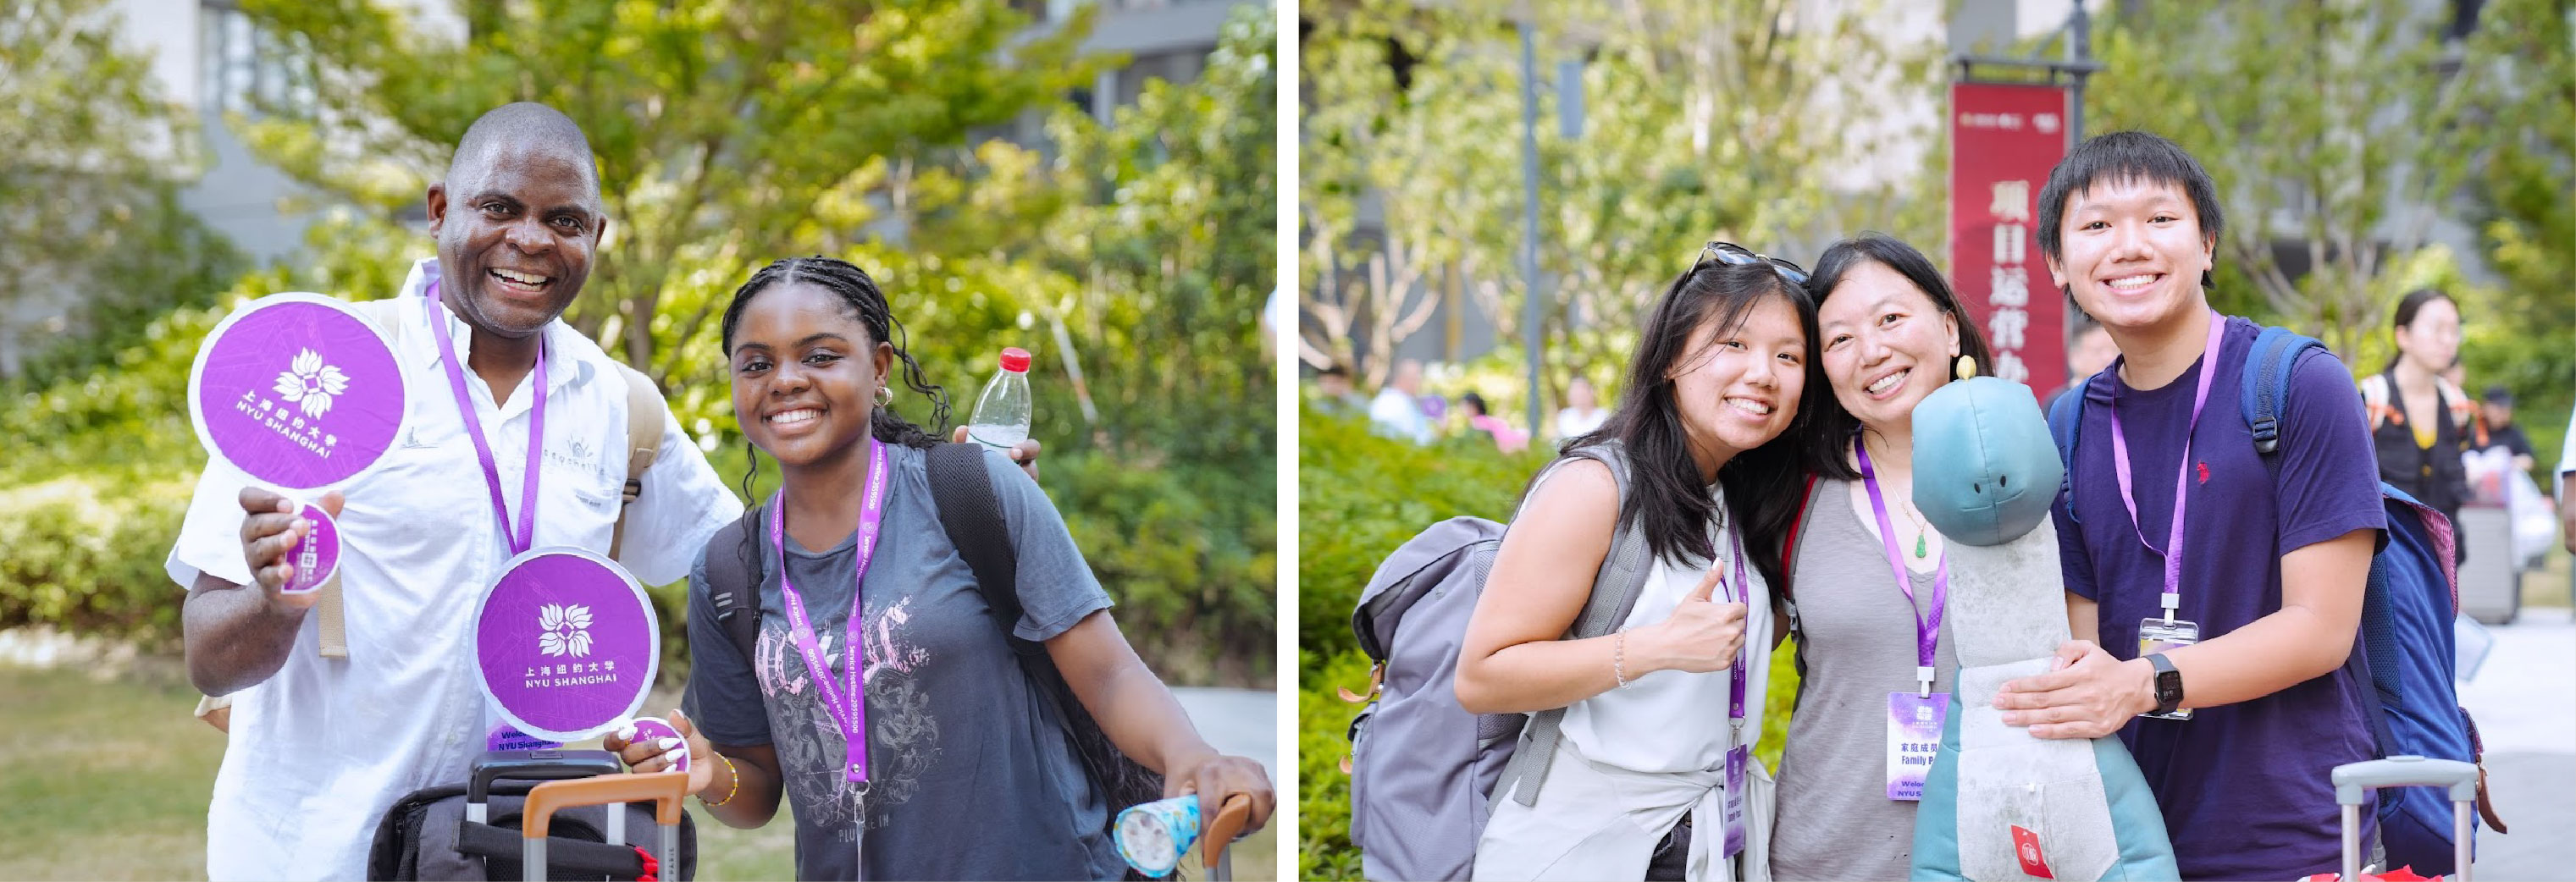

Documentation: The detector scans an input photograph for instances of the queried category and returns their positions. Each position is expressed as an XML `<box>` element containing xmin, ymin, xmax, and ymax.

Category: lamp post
<box><xmin>1517</xmin><ymin>17</ymin><xmax>1545</xmax><ymax>437</ymax></box>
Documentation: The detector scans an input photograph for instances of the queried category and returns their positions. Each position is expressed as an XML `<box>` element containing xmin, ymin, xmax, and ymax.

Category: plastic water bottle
<box><xmin>965</xmin><ymin>347</ymin><xmax>1032</xmax><ymax>450</ymax></box>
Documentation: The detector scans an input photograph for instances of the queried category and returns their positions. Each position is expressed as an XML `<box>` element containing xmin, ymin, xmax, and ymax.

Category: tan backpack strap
<box><xmin>195</xmin><ymin>693</ymin><xmax>233</xmax><ymax>733</ymax></box>
<box><xmin>2359</xmin><ymin>373</ymin><xmax>2393</xmax><ymax>433</ymax></box>
<box><xmin>304</xmin><ymin>294</ymin><xmax>422</xmax><ymax>663</ymax></box>
<box><xmin>315</xmin><ymin>569</ymin><xmax>348</xmax><ymax>659</ymax></box>
<box><xmin>610</xmin><ymin>361</ymin><xmax>662</xmax><ymax>560</ymax></box>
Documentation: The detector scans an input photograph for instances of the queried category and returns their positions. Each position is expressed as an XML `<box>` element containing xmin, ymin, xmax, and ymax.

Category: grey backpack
<box><xmin>1341</xmin><ymin>443</ymin><xmax>1658</xmax><ymax>881</ymax></box>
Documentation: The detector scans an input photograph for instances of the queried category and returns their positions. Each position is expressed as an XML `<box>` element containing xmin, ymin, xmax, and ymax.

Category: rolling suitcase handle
<box><xmin>2334</xmin><ymin>756</ymin><xmax>2478</xmax><ymax>882</ymax></box>
<box><xmin>1200</xmin><ymin>793</ymin><xmax>1254</xmax><ymax>882</ymax></box>
<box><xmin>467</xmin><ymin>749</ymin><xmax>623</xmax><ymax>824</ymax></box>
<box><xmin>523</xmin><ymin>772</ymin><xmax>689</xmax><ymax>881</ymax></box>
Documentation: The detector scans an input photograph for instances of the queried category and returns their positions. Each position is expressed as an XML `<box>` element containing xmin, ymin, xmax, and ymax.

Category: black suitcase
<box><xmin>366</xmin><ymin>749</ymin><xmax>698</xmax><ymax>881</ymax></box>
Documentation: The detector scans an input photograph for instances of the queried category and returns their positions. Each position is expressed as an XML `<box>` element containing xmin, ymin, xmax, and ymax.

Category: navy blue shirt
<box><xmin>2054</xmin><ymin>316</ymin><xmax>2387</xmax><ymax>880</ymax></box>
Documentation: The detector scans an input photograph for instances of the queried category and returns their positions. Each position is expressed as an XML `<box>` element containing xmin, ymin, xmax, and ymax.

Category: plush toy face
<box><xmin>1910</xmin><ymin>375</ymin><xmax>2064</xmax><ymax>547</ymax></box>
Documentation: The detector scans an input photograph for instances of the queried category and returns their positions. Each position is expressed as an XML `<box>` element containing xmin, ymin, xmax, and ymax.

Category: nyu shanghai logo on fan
<box><xmin>522</xmin><ymin>604</ymin><xmax>619</xmax><ymax>689</ymax></box>
<box><xmin>539</xmin><ymin>604</ymin><xmax>595</xmax><ymax>658</ymax></box>
<box><xmin>231</xmin><ymin>347</ymin><xmax>350</xmax><ymax>460</ymax></box>
<box><xmin>274</xmin><ymin>349</ymin><xmax>350</xmax><ymax>418</ymax></box>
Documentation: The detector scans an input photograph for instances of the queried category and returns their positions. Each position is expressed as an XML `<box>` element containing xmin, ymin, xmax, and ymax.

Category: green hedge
<box><xmin>1296</xmin><ymin>405</ymin><xmax>1803</xmax><ymax>879</ymax></box>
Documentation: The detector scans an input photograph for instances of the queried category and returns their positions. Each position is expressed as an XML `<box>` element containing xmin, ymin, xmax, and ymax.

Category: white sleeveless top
<box><xmin>1534</xmin><ymin>465</ymin><xmax>1774</xmax><ymax>775</ymax></box>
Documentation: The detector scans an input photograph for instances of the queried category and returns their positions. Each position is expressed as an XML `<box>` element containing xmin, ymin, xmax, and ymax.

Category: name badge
<box><xmin>1721</xmin><ymin>745</ymin><xmax>1747</xmax><ymax>858</ymax></box>
<box><xmin>2138</xmin><ymin>617</ymin><xmax>2200</xmax><ymax>721</ymax></box>
<box><xmin>1887</xmin><ymin>692</ymin><xmax>1947</xmax><ymax>801</ymax></box>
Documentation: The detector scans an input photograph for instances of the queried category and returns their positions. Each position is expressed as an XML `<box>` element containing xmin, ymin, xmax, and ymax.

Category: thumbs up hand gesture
<box><xmin>1638</xmin><ymin>565</ymin><xmax>1747</xmax><ymax>675</ymax></box>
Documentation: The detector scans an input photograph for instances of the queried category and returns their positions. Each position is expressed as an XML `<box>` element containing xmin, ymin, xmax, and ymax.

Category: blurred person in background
<box><xmin>1313</xmin><ymin>363</ymin><xmax>1370</xmax><ymax>416</ymax></box>
<box><xmin>2476</xmin><ymin>385</ymin><xmax>2537</xmax><ymax>475</ymax></box>
<box><xmin>1371</xmin><ymin>359</ymin><xmax>1436</xmax><ymax>444</ymax></box>
<box><xmin>2361</xmin><ymin>288</ymin><xmax>2474</xmax><ymax>562</ymax></box>
<box><xmin>1459</xmin><ymin>391</ymin><xmax>1530</xmax><ymax>454</ymax></box>
<box><xmin>2046</xmin><ymin>313</ymin><xmax>2119</xmax><ymax>414</ymax></box>
<box><xmin>2560</xmin><ymin>403</ymin><xmax>2576</xmax><ymax>554</ymax></box>
<box><xmin>1555</xmin><ymin>375</ymin><xmax>1611</xmax><ymax>441</ymax></box>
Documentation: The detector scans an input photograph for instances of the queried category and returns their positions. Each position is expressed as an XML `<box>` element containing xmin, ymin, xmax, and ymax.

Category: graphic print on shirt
<box><xmin>753</xmin><ymin>593</ymin><xmax>937</xmax><ymax>835</ymax></box>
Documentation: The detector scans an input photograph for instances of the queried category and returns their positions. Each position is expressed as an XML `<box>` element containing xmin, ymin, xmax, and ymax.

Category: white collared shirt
<box><xmin>165</xmin><ymin>257</ymin><xmax>743</xmax><ymax>880</ymax></box>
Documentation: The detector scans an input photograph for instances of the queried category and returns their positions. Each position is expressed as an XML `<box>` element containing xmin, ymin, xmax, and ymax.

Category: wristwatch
<box><xmin>2144</xmin><ymin>653</ymin><xmax>2184</xmax><ymax>715</ymax></box>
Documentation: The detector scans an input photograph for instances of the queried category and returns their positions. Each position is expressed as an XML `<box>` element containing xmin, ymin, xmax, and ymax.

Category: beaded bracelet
<box><xmin>702</xmin><ymin>753</ymin><xmax>742</xmax><ymax>808</ymax></box>
<box><xmin>1613</xmin><ymin>629</ymin><xmax>1631</xmax><ymax>688</ymax></box>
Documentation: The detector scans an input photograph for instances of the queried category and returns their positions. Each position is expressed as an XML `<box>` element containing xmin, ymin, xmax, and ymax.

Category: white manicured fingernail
<box><xmin>658</xmin><ymin>737</ymin><xmax>681</xmax><ymax>751</ymax></box>
<box><xmin>662</xmin><ymin>747</ymin><xmax>684</xmax><ymax>765</ymax></box>
<box><xmin>616</xmin><ymin>725</ymin><xmax>636</xmax><ymax>741</ymax></box>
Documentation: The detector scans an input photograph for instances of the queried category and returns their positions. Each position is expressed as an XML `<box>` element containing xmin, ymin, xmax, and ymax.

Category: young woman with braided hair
<box><xmin>603</xmin><ymin>256</ymin><xmax>1273</xmax><ymax>880</ymax></box>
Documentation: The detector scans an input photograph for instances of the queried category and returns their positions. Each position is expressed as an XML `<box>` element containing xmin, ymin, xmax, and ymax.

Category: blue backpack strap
<box><xmin>2046</xmin><ymin>376</ymin><xmax>2089</xmax><ymax>524</ymax></box>
<box><xmin>2235</xmin><ymin>326</ymin><xmax>2408</xmax><ymax>752</ymax></box>
<box><xmin>2240</xmin><ymin>325</ymin><xmax>2318</xmax><ymax>455</ymax></box>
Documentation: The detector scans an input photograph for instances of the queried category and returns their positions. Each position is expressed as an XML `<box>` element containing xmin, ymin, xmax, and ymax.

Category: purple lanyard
<box><xmin>1855</xmin><ymin>434</ymin><xmax>1949</xmax><ymax>696</ymax></box>
<box><xmin>769</xmin><ymin>437</ymin><xmax>891</xmax><ymax>783</ymax></box>
<box><xmin>425</xmin><ymin>279</ymin><xmax>545</xmax><ymax>556</ymax></box>
<box><xmin>1712</xmin><ymin>517</ymin><xmax>1750</xmax><ymax>733</ymax></box>
<box><xmin>2108</xmin><ymin>309</ymin><xmax>2227</xmax><ymax>620</ymax></box>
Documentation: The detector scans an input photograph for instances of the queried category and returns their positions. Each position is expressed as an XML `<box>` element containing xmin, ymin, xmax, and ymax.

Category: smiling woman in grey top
<box><xmin>1770</xmin><ymin>234</ymin><xmax>1996</xmax><ymax>880</ymax></box>
<box><xmin>1769</xmin><ymin>477</ymin><xmax>1960</xmax><ymax>879</ymax></box>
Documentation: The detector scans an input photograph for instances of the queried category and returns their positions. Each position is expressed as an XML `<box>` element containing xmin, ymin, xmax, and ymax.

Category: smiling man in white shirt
<box><xmin>167</xmin><ymin>103</ymin><xmax>743</xmax><ymax>880</ymax></box>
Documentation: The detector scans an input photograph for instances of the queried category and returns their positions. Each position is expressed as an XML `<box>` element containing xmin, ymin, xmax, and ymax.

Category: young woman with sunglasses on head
<box><xmin>1456</xmin><ymin>244</ymin><xmax>1824</xmax><ymax>882</ymax></box>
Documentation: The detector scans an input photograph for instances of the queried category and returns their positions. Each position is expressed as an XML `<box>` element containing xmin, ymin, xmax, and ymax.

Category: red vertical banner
<box><xmin>1949</xmin><ymin>82</ymin><xmax>2070</xmax><ymax>398</ymax></box>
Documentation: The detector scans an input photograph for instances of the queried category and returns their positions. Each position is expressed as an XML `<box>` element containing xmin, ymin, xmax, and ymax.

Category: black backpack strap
<box><xmin>703</xmin><ymin>505</ymin><xmax>766</xmax><ymax>664</ymax></box>
<box><xmin>922</xmin><ymin>442</ymin><xmax>1159</xmax><ymax>880</ymax></box>
<box><xmin>924</xmin><ymin>444</ymin><xmax>1027</xmax><ymax>648</ymax></box>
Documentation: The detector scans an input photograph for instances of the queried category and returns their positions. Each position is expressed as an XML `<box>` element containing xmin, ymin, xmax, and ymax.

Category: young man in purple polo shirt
<box><xmin>1991</xmin><ymin>131</ymin><xmax>2388</xmax><ymax>880</ymax></box>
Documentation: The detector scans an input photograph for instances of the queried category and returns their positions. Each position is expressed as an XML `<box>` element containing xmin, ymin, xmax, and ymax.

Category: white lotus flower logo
<box><xmin>273</xmin><ymin>349</ymin><xmax>350</xmax><ymax>419</ymax></box>
<box><xmin>538</xmin><ymin>604</ymin><xmax>594</xmax><ymax>659</ymax></box>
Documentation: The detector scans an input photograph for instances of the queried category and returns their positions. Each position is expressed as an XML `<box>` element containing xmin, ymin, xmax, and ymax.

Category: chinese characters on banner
<box><xmin>1949</xmin><ymin>82</ymin><xmax>2070</xmax><ymax>398</ymax></box>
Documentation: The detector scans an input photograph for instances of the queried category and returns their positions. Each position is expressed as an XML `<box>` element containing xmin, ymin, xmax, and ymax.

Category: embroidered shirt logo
<box><xmin>273</xmin><ymin>349</ymin><xmax>351</xmax><ymax>419</ymax></box>
<box><xmin>538</xmin><ymin>604</ymin><xmax>595</xmax><ymax>658</ymax></box>
<box><xmin>2197</xmin><ymin>460</ymin><xmax>2210</xmax><ymax>485</ymax></box>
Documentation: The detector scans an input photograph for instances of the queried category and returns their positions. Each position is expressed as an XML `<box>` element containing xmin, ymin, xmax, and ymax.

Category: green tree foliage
<box><xmin>0</xmin><ymin>0</ymin><xmax>244</xmax><ymax>383</ymax></box>
<box><xmin>2088</xmin><ymin>0</ymin><xmax>2572</xmax><ymax>467</ymax></box>
<box><xmin>2086</xmin><ymin>0</ymin><xmax>2486</xmax><ymax>358</ymax></box>
<box><xmin>1297</xmin><ymin>0</ymin><xmax>1937</xmax><ymax>405</ymax></box>
<box><xmin>2461</xmin><ymin>0</ymin><xmax>2575</xmax><ymax>471</ymax></box>
<box><xmin>225</xmin><ymin>0</ymin><xmax>1103</xmax><ymax>378</ymax></box>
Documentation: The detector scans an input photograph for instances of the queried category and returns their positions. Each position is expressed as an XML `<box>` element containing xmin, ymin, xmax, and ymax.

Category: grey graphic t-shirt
<box><xmin>684</xmin><ymin>444</ymin><xmax>1120</xmax><ymax>881</ymax></box>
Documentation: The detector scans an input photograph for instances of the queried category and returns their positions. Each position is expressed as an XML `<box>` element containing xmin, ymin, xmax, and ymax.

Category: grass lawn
<box><xmin>0</xmin><ymin>663</ymin><xmax>1271</xmax><ymax>880</ymax></box>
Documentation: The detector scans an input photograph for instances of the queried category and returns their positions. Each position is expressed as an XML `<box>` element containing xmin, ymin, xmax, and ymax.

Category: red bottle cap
<box><xmin>999</xmin><ymin>347</ymin><xmax>1031</xmax><ymax>372</ymax></box>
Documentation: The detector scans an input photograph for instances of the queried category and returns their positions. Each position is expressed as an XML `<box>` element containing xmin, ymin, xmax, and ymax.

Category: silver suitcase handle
<box><xmin>2332</xmin><ymin>756</ymin><xmax>2479</xmax><ymax>804</ymax></box>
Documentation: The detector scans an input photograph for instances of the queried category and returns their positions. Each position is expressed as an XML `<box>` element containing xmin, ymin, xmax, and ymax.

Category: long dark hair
<box><xmin>1802</xmin><ymin>234</ymin><xmax>1996</xmax><ymax>480</ymax></box>
<box><xmin>1558</xmin><ymin>260</ymin><xmax>1823</xmax><ymax>591</ymax></box>
<box><xmin>2386</xmin><ymin>287</ymin><xmax>2457</xmax><ymax>372</ymax></box>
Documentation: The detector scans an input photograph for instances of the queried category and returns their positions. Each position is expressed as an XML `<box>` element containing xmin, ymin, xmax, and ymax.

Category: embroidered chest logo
<box><xmin>273</xmin><ymin>348</ymin><xmax>351</xmax><ymax>419</ymax></box>
<box><xmin>539</xmin><ymin>604</ymin><xmax>595</xmax><ymax>658</ymax></box>
<box><xmin>2197</xmin><ymin>461</ymin><xmax>2210</xmax><ymax>485</ymax></box>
